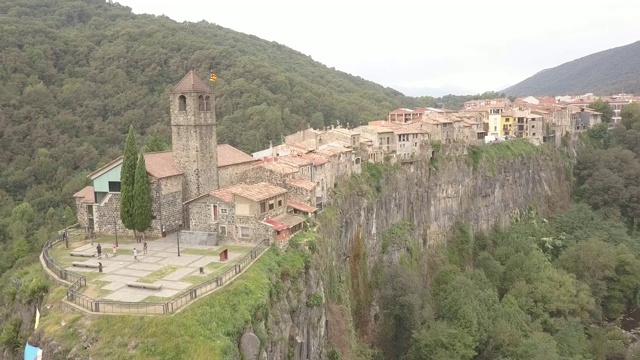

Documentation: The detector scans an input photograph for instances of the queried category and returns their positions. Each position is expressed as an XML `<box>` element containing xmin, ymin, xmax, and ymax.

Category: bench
<box><xmin>72</xmin><ymin>262</ymin><xmax>99</xmax><ymax>268</ymax></box>
<box><xmin>126</xmin><ymin>282</ymin><xmax>163</xmax><ymax>290</ymax></box>
<box><xmin>69</xmin><ymin>252</ymin><xmax>95</xmax><ymax>258</ymax></box>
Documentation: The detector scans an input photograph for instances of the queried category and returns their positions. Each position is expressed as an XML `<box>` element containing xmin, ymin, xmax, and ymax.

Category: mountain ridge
<box><xmin>503</xmin><ymin>40</ymin><xmax>640</xmax><ymax>96</ymax></box>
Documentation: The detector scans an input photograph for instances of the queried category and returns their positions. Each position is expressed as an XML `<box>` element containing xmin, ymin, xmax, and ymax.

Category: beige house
<box><xmin>188</xmin><ymin>182</ymin><xmax>305</xmax><ymax>245</ymax></box>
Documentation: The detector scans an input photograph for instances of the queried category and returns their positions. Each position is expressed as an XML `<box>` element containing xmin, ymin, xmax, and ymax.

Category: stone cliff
<box><xmin>323</xmin><ymin>144</ymin><xmax>571</xmax><ymax>269</ymax></box>
<box><xmin>314</xmin><ymin>142</ymin><xmax>573</xmax><ymax>355</ymax></box>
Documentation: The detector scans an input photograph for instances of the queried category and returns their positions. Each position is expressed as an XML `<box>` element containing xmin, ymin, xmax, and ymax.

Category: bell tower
<box><xmin>170</xmin><ymin>71</ymin><xmax>218</xmax><ymax>201</ymax></box>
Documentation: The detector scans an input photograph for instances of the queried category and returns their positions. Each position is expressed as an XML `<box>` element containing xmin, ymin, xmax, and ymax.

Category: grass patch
<box><xmin>137</xmin><ymin>266</ymin><xmax>180</xmax><ymax>283</ymax></box>
<box><xmin>183</xmin><ymin>263</ymin><xmax>234</xmax><ymax>285</ymax></box>
<box><xmin>142</xmin><ymin>295</ymin><xmax>171</xmax><ymax>303</ymax></box>
<box><xmin>467</xmin><ymin>139</ymin><xmax>550</xmax><ymax>175</ymax></box>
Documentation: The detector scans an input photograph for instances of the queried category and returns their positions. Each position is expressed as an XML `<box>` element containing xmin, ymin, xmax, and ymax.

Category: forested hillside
<box><xmin>0</xmin><ymin>0</ymin><xmax>443</xmax><ymax>275</ymax></box>
<box><xmin>503</xmin><ymin>40</ymin><xmax>640</xmax><ymax>96</ymax></box>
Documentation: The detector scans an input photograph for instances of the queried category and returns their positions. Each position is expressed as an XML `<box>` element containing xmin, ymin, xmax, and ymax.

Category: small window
<box><xmin>198</xmin><ymin>95</ymin><xmax>205</xmax><ymax>111</ymax></box>
<box><xmin>239</xmin><ymin>226</ymin><xmax>251</xmax><ymax>238</ymax></box>
<box><xmin>260</xmin><ymin>201</ymin><xmax>266</xmax><ymax>213</ymax></box>
<box><xmin>108</xmin><ymin>181</ymin><xmax>121</xmax><ymax>192</ymax></box>
<box><xmin>220</xmin><ymin>208</ymin><xmax>228</xmax><ymax>214</ymax></box>
<box><xmin>178</xmin><ymin>95</ymin><xmax>186</xmax><ymax>111</ymax></box>
<box><xmin>205</xmin><ymin>96</ymin><xmax>212</xmax><ymax>111</ymax></box>
<box><xmin>268</xmin><ymin>200</ymin><xmax>275</xmax><ymax>211</ymax></box>
<box><xmin>219</xmin><ymin>225</ymin><xmax>227</xmax><ymax>236</ymax></box>
<box><xmin>277</xmin><ymin>199</ymin><xmax>283</xmax><ymax>207</ymax></box>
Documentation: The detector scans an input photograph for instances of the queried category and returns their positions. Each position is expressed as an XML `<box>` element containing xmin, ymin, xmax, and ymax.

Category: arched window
<box><xmin>198</xmin><ymin>95</ymin><xmax>205</xmax><ymax>111</ymax></box>
<box><xmin>205</xmin><ymin>96</ymin><xmax>212</xmax><ymax>111</ymax></box>
<box><xmin>178</xmin><ymin>95</ymin><xmax>187</xmax><ymax>111</ymax></box>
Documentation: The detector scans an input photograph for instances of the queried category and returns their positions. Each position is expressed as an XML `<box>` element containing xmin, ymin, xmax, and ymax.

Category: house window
<box><xmin>178</xmin><ymin>95</ymin><xmax>186</xmax><ymax>111</ymax></box>
<box><xmin>212</xmin><ymin>204</ymin><xmax>218</xmax><ymax>221</ymax></box>
<box><xmin>219</xmin><ymin>225</ymin><xmax>227</xmax><ymax>236</ymax></box>
<box><xmin>268</xmin><ymin>200</ymin><xmax>275</xmax><ymax>211</ymax></box>
<box><xmin>220</xmin><ymin>208</ymin><xmax>228</xmax><ymax>214</ymax></box>
<box><xmin>260</xmin><ymin>201</ymin><xmax>266</xmax><ymax>213</ymax></box>
<box><xmin>277</xmin><ymin>199</ymin><xmax>283</xmax><ymax>207</ymax></box>
<box><xmin>205</xmin><ymin>96</ymin><xmax>212</xmax><ymax>111</ymax></box>
<box><xmin>108</xmin><ymin>181</ymin><xmax>121</xmax><ymax>193</ymax></box>
<box><xmin>238</xmin><ymin>226</ymin><xmax>251</xmax><ymax>238</ymax></box>
<box><xmin>531</xmin><ymin>125</ymin><xmax>535</xmax><ymax>128</ymax></box>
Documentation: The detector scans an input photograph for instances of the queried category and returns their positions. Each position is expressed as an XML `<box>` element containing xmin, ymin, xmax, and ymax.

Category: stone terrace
<box><xmin>52</xmin><ymin>234</ymin><xmax>255</xmax><ymax>303</ymax></box>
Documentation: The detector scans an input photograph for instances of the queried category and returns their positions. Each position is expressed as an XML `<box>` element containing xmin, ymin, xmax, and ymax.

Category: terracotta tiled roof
<box><xmin>255</xmin><ymin>161</ymin><xmax>299</xmax><ymax>175</ymax></box>
<box><xmin>73</xmin><ymin>186</ymin><xmax>95</xmax><ymax>204</ymax></box>
<box><xmin>279</xmin><ymin>155</ymin><xmax>313</xmax><ymax>166</ymax></box>
<box><xmin>210</xmin><ymin>184</ymin><xmax>243</xmax><ymax>203</ymax></box>
<box><xmin>286</xmin><ymin>178</ymin><xmax>316</xmax><ymax>191</ymax></box>
<box><xmin>217</xmin><ymin>144</ymin><xmax>255</xmax><ymax>167</ymax></box>
<box><xmin>232</xmin><ymin>182</ymin><xmax>287</xmax><ymax>202</ymax></box>
<box><xmin>393</xmin><ymin>126</ymin><xmax>427</xmax><ymax>135</ymax></box>
<box><xmin>302</xmin><ymin>153</ymin><xmax>329</xmax><ymax>165</ymax></box>
<box><xmin>172</xmin><ymin>71</ymin><xmax>213</xmax><ymax>93</ymax></box>
<box><xmin>368</xmin><ymin>120</ymin><xmax>396</xmax><ymax>127</ymax></box>
<box><xmin>288</xmin><ymin>200</ymin><xmax>317</xmax><ymax>213</ymax></box>
<box><xmin>265</xmin><ymin>218</ymin><xmax>288</xmax><ymax>231</ymax></box>
<box><xmin>144</xmin><ymin>151</ymin><xmax>183</xmax><ymax>179</ymax></box>
<box><xmin>276</xmin><ymin>213</ymin><xmax>305</xmax><ymax>227</ymax></box>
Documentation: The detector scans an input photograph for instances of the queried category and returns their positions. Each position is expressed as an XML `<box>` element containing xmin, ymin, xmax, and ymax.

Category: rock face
<box><xmin>330</xmin><ymin>152</ymin><xmax>571</xmax><ymax>269</ymax></box>
<box><xmin>242</xmin><ymin>265</ymin><xmax>327</xmax><ymax>360</ymax></box>
<box><xmin>240</xmin><ymin>332</ymin><xmax>261</xmax><ymax>360</ymax></box>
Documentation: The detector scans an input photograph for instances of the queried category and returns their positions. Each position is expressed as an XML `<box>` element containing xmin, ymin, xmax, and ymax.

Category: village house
<box><xmin>392</xmin><ymin>124</ymin><xmax>428</xmax><ymax>161</ymax></box>
<box><xmin>187</xmin><ymin>182</ymin><xmax>306</xmax><ymax>245</ymax></box>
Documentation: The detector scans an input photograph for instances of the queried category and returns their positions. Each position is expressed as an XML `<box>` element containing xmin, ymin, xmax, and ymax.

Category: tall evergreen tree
<box><xmin>133</xmin><ymin>153</ymin><xmax>152</xmax><ymax>238</ymax></box>
<box><xmin>120</xmin><ymin>125</ymin><xmax>137</xmax><ymax>232</ymax></box>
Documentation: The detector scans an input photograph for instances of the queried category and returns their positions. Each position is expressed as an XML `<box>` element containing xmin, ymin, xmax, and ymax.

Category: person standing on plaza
<box><xmin>112</xmin><ymin>243</ymin><xmax>118</xmax><ymax>257</ymax></box>
<box><xmin>143</xmin><ymin>240</ymin><xmax>147</xmax><ymax>255</ymax></box>
<box><xmin>133</xmin><ymin>248</ymin><xmax>139</xmax><ymax>262</ymax></box>
<box><xmin>96</xmin><ymin>243</ymin><xmax>102</xmax><ymax>259</ymax></box>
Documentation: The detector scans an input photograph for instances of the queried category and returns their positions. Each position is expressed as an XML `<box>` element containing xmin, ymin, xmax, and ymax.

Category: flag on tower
<box><xmin>209</xmin><ymin>70</ymin><xmax>217</xmax><ymax>82</ymax></box>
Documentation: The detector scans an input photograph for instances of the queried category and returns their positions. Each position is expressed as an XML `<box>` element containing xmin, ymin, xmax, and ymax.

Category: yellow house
<box><xmin>500</xmin><ymin>111</ymin><xmax>514</xmax><ymax>136</ymax></box>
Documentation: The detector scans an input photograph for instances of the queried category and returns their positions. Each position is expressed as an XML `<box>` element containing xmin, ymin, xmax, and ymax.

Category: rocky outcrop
<box><xmin>328</xmin><ymin>150</ymin><xmax>571</xmax><ymax>269</ymax></box>
<box><xmin>241</xmin><ymin>262</ymin><xmax>327</xmax><ymax>360</ymax></box>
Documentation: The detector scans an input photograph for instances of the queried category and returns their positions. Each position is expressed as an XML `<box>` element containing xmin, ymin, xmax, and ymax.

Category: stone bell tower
<box><xmin>170</xmin><ymin>71</ymin><xmax>218</xmax><ymax>201</ymax></box>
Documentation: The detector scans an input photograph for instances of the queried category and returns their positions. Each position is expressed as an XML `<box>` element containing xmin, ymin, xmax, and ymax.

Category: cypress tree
<box><xmin>120</xmin><ymin>125</ymin><xmax>137</xmax><ymax>231</ymax></box>
<box><xmin>133</xmin><ymin>153</ymin><xmax>152</xmax><ymax>237</ymax></box>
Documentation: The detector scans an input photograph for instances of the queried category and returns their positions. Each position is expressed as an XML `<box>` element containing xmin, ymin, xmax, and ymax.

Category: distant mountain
<box><xmin>503</xmin><ymin>41</ymin><xmax>640</xmax><ymax>96</ymax></box>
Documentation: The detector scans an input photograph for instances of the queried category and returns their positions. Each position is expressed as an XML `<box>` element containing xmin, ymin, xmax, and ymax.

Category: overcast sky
<box><xmin>115</xmin><ymin>0</ymin><xmax>640</xmax><ymax>97</ymax></box>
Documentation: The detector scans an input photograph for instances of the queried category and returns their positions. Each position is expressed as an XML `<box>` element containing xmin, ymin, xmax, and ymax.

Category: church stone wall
<box><xmin>219</xmin><ymin>163</ymin><xmax>253</xmax><ymax>188</ymax></box>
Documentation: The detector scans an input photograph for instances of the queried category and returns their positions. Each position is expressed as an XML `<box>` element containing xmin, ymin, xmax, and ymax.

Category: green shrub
<box><xmin>306</xmin><ymin>292</ymin><xmax>323</xmax><ymax>307</ymax></box>
<box><xmin>328</xmin><ymin>348</ymin><xmax>341</xmax><ymax>360</ymax></box>
<box><xmin>0</xmin><ymin>316</ymin><xmax>22</xmax><ymax>350</ymax></box>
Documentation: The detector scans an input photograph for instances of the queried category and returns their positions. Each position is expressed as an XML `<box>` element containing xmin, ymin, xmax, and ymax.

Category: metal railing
<box><xmin>42</xmin><ymin>235</ymin><xmax>270</xmax><ymax>315</ymax></box>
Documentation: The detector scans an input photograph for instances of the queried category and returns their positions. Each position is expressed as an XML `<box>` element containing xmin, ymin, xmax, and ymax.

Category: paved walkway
<box><xmin>64</xmin><ymin>235</ymin><xmax>254</xmax><ymax>302</ymax></box>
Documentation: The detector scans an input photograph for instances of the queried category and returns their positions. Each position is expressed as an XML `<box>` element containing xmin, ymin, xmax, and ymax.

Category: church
<box><xmin>73</xmin><ymin>71</ymin><xmax>316</xmax><ymax>245</ymax></box>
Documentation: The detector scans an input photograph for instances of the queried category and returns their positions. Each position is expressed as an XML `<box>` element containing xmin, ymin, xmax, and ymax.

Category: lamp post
<box><xmin>177</xmin><ymin>224</ymin><xmax>182</xmax><ymax>257</ymax></box>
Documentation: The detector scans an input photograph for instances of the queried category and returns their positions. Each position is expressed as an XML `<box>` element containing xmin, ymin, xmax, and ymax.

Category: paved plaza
<box><xmin>60</xmin><ymin>234</ymin><xmax>255</xmax><ymax>302</ymax></box>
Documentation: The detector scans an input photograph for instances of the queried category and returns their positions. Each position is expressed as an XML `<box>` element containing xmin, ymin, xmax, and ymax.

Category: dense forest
<box><xmin>503</xmin><ymin>40</ymin><xmax>640</xmax><ymax>96</ymax></box>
